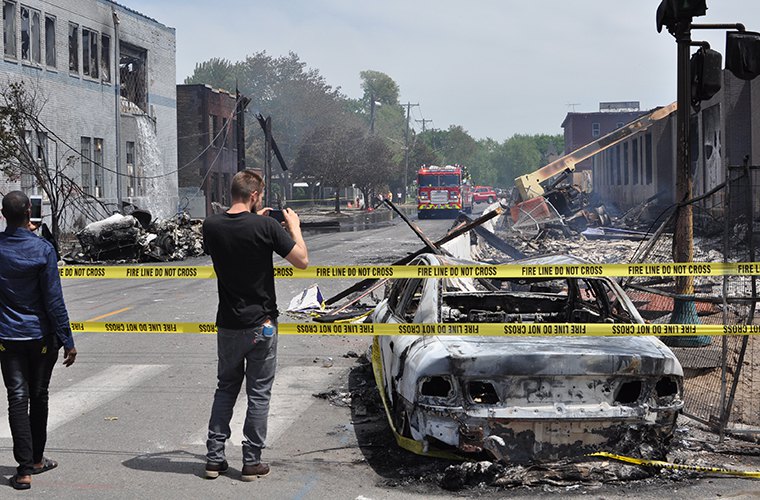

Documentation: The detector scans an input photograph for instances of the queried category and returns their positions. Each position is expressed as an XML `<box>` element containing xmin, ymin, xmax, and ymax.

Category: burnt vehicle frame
<box><xmin>369</xmin><ymin>253</ymin><xmax>684</xmax><ymax>463</ymax></box>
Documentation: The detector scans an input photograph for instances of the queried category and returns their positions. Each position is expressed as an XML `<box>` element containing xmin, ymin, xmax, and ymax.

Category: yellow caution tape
<box><xmin>69</xmin><ymin>321</ymin><xmax>760</xmax><ymax>336</ymax></box>
<box><xmin>59</xmin><ymin>266</ymin><xmax>215</xmax><ymax>279</ymax></box>
<box><xmin>588</xmin><ymin>452</ymin><xmax>760</xmax><ymax>479</ymax></box>
<box><xmin>58</xmin><ymin>262</ymin><xmax>760</xmax><ymax>279</ymax></box>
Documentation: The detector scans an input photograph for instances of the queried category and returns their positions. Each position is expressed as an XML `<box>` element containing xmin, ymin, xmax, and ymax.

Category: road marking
<box><xmin>191</xmin><ymin>365</ymin><xmax>335</xmax><ymax>447</ymax></box>
<box><xmin>85</xmin><ymin>306</ymin><xmax>132</xmax><ymax>322</ymax></box>
<box><xmin>0</xmin><ymin>364</ymin><xmax>169</xmax><ymax>439</ymax></box>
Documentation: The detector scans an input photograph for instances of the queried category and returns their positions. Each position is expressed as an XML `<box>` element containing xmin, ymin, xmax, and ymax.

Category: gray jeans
<box><xmin>206</xmin><ymin>324</ymin><xmax>277</xmax><ymax>465</ymax></box>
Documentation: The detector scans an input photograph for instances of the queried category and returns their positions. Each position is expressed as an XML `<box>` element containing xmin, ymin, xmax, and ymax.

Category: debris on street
<box><xmin>66</xmin><ymin>211</ymin><xmax>204</xmax><ymax>263</ymax></box>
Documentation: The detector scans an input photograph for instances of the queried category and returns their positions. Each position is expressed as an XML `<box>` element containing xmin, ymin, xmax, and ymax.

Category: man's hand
<box><xmin>63</xmin><ymin>347</ymin><xmax>77</xmax><ymax>367</ymax></box>
<box><xmin>282</xmin><ymin>207</ymin><xmax>301</xmax><ymax>229</ymax></box>
<box><xmin>27</xmin><ymin>221</ymin><xmax>40</xmax><ymax>231</ymax></box>
<box><xmin>256</xmin><ymin>207</ymin><xmax>273</xmax><ymax>216</ymax></box>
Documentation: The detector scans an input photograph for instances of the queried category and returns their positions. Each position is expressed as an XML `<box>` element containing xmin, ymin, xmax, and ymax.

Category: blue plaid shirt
<box><xmin>0</xmin><ymin>226</ymin><xmax>74</xmax><ymax>349</ymax></box>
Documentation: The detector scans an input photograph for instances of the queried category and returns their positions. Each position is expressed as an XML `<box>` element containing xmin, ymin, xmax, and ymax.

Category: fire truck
<box><xmin>416</xmin><ymin>165</ymin><xmax>473</xmax><ymax>219</ymax></box>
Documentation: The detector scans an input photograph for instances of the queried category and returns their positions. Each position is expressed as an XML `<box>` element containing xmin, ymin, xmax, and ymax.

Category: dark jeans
<box><xmin>206</xmin><ymin>324</ymin><xmax>277</xmax><ymax>465</ymax></box>
<box><xmin>0</xmin><ymin>338</ymin><xmax>59</xmax><ymax>476</ymax></box>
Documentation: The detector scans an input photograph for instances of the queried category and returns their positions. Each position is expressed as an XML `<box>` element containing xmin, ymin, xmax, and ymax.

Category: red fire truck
<box><xmin>416</xmin><ymin>165</ymin><xmax>473</xmax><ymax>219</ymax></box>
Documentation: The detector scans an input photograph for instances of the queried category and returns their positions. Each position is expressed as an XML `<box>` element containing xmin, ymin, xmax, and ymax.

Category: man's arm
<box><xmin>39</xmin><ymin>246</ymin><xmax>77</xmax><ymax>366</ymax></box>
<box><xmin>282</xmin><ymin>208</ymin><xmax>308</xmax><ymax>269</ymax></box>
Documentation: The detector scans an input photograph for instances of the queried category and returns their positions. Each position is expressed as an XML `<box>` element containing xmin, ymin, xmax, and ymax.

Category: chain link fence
<box><xmin>622</xmin><ymin>163</ymin><xmax>759</xmax><ymax>438</ymax></box>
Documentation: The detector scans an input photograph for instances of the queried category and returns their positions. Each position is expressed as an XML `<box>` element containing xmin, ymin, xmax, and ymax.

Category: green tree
<box><xmin>360</xmin><ymin>70</ymin><xmax>400</xmax><ymax>106</ymax></box>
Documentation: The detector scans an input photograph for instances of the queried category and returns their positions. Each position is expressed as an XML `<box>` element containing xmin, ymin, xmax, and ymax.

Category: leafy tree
<box><xmin>184</xmin><ymin>58</ymin><xmax>236</xmax><ymax>91</ymax></box>
<box><xmin>349</xmin><ymin>134</ymin><xmax>398</xmax><ymax>210</ymax></box>
<box><xmin>360</xmin><ymin>70</ymin><xmax>400</xmax><ymax>106</ymax></box>
<box><xmin>0</xmin><ymin>81</ymin><xmax>107</xmax><ymax>241</ymax></box>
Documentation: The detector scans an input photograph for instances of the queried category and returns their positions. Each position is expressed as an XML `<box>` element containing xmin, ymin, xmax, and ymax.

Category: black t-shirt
<box><xmin>202</xmin><ymin>211</ymin><xmax>296</xmax><ymax>329</ymax></box>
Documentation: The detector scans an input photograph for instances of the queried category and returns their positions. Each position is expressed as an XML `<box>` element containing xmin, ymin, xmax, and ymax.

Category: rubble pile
<box><xmin>68</xmin><ymin>212</ymin><xmax>204</xmax><ymax>263</ymax></box>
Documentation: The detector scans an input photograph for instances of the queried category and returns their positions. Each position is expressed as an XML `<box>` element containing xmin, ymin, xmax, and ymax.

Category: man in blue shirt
<box><xmin>0</xmin><ymin>191</ymin><xmax>77</xmax><ymax>490</ymax></box>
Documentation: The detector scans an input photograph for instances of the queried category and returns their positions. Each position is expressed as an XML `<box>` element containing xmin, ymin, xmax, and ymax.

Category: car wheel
<box><xmin>487</xmin><ymin>196</ymin><xmax>494</xmax><ymax>203</ymax></box>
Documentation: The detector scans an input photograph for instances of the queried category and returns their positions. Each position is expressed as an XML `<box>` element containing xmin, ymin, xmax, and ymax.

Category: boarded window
<box><xmin>100</xmin><ymin>34</ymin><xmax>110</xmax><ymax>82</ymax></box>
<box><xmin>3</xmin><ymin>1</ymin><xmax>16</xmax><ymax>58</ymax></box>
<box><xmin>81</xmin><ymin>137</ymin><xmax>92</xmax><ymax>195</ymax></box>
<box><xmin>44</xmin><ymin>15</ymin><xmax>54</xmax><ymax>67</ymax></box>
<box><xmin>93</xmin><ymin>138</ymin><xmax>103</xmax><ymax>198</ymax></box>
<box><xmin>68</xmin><ymin>22</ymin><xmax>78</xmax><ymax>73</ymax></box>
<box><xmin>82</xmin><ymin>28</ymin><xmax>97</xmax><ymax>78</ymax></box>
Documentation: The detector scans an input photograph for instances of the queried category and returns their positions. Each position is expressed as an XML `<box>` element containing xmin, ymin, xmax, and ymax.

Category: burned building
<box><xmin>591</xmin><ymin>74</ymin><xmax>760</xmax><ymax>214</ymax></box>
<box><xmin>0</xmin><ymin>0</ymin><xmax>177</xmax><ymax>229</ymax></box>
<box><xmin>176</xmin><ymin>84</ymin><xmax>243</xmax><ymax>217</ymax></box>
<box><xmin>561</xmin><ymin>102</ymin><xmax>646</xmax><ymax>172</ymax></box>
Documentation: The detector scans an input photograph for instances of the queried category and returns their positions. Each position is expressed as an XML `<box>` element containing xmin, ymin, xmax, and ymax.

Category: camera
<box><xmin>30</xmin><ymin>195</ymin><xmax>43</xmax><ymax>223</ymax></box>
<box><xmin>268</xmin><ymin>209</ymin><xmax>285</xmax><ymax>223</ymax></box>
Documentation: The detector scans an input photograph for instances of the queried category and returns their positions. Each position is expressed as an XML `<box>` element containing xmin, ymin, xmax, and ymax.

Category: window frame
<box><xmin>3</xmin><ymin>1</ymin><xmax>17</xmax><ymax>59</ymax></box>
<box><xmin>44</xmin><ymin>13</ymin><xmax>54</xmax><ymax>68</ymax></box>
<box><xmin>68</xmin><ymin>22</ymin><xmax>78</xmax><ymax>74</ymax></box>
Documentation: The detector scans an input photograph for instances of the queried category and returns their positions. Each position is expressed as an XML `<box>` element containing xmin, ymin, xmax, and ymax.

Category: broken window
<box><xmin>3</xmin><ymin>1</ymin><xmax>16</xmax><ymax>58</ymax></box>
<box><xmin>20</xmin><ymin>130</ymin><xmax>44</xmax><ymax>195</ymax></box>
<box><xmin>100</xmin><ymin>34</ymin><xmax>110</xmax><ymax>82</ymax></box>
<box><xmin>44</xmin><ymin>14</ymin><xmax>54</xmax><ymax>67</ymax></box>
<box><xmin>82</xmin><ymin>28</ymin><xmax>97</xmax><ymax>78</ymax></box>
<box><xmin>93</xmin><ymin>138</ymin><xmax>103</xmax><ymax>198</ymax></box>
<box><xmin>81</xmin><ymin>136</ymin><xmax>91</xmax><ymax>195</ymax></box>
<box><xmin>68</xmin><ymin>22</ymin><xmax>78</xmax><ymax>73</ymax></box>
<box><xmin>126</xmin><ymin>140</ymin><xmax>135</xmax><ymax>196</ymax></box>
<box><xmin>17</xmin><ymin>4</ymin><xmax>40</xmax><ymax>64</ymax></box>
<box><xmin>119</xmin><ymin>42</ymin><xmax>147</xmax><ymax>113</ymax></box>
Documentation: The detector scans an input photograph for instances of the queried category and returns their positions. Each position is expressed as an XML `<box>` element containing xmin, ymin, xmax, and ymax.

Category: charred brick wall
<box><xmin>176</xmin><ymin>84</ymin><xmax>239</xmax><ymax>217</ymax></box>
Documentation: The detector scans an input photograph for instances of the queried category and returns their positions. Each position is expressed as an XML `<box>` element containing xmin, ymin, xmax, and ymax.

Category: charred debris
<box><xmin>64</xmin><ymin>207</ymin><xmax>204</xmax><ymax>263</ymax></box>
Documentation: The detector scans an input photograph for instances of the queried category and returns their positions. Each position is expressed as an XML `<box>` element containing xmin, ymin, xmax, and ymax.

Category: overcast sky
<box><xmin>128</xmin><ymin>0</ymin><xmax>759</xmax><ymax>140</ymax></box>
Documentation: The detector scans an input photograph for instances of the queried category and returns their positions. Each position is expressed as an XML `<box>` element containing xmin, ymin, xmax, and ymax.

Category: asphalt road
<box><xmin>0</xmin><ymin>207</ymin><xmax>758</xmax><ymax>499</ymax></box>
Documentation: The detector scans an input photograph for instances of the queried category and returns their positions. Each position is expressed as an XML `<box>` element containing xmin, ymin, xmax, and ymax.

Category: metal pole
<box><xmin>112</xmin><ymin>9</ymin><xmax>122</xmax><ymax>211</ymax></box>
<box><xmin>404</xmin><ymin>102</ymin><xmax>410</xmax><ymax>204</ymax></box>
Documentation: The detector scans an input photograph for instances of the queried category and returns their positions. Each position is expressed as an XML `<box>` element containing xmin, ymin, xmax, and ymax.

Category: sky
<box><xmin>127</xmin><ymin>0</ymin><xmax>760</xmax><ymax>140</ymax></box>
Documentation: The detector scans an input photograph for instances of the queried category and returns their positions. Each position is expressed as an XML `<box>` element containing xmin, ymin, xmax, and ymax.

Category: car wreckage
<box><xmin>369</xmin><ymin>253</ymin><xmax>684</xmax><ymax>463</ymax></box>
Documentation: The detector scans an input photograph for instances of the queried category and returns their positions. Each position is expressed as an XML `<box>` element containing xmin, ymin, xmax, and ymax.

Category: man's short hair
<box><xmin>1</xmin><ymin>190</ymin><xmax>30</xmax><ymax>226</ymax></box>
<box><xmin>230</xmin><ymin>170</ymin><xmax>265</xmax><ymax>202</ymax></box>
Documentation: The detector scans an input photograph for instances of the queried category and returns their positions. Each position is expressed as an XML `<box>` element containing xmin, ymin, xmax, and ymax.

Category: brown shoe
<box><xmin>205</xmin><ymin>460</ymin><xmax>228</xmax><ymax>479</ymax></box>
<box><xmin>241</xmin><ymin>462</ymin><xmax>270</xmax><ymax>481</ymax></box>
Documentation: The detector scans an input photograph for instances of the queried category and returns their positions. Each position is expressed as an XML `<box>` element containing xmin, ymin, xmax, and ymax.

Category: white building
<box><xmin>0</xmin><ymin>0</ymin><xmax>177</xmax><ymax>229</ymax></box>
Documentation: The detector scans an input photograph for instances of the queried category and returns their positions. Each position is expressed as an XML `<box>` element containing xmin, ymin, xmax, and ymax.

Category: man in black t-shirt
<box><xmin>202</xmin><ymin>170</ymin><xmax>308</xmax><ymax>480</ymax></box>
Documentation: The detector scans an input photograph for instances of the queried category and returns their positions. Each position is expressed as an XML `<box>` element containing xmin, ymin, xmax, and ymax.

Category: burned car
<box><xmin>369</xmin><ymin>254</ymin><xmax>683</xmax><ymax>463</ymax></box>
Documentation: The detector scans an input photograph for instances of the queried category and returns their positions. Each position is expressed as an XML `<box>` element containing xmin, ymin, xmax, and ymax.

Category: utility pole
<box><xmin>415</xmin><ymin>118</ymin><xmax>432</xmax><ymax>133</ymax></box>
<box><xmin>112</xmin><ymin>8</ymin><xmax>122</xmax><ymax>210</ymax></box>
<box><xmin>403</xmin><ymin>102</ymin><xmax>419</xmax><ymax>203</ymax></box>
<box><xmin>369</xmin><ymin>94</ymin><xmax>376</xmax><ymax>134</ymax></box>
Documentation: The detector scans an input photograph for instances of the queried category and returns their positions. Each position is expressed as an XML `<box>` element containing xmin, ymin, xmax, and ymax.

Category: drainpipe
<box><xmin>112</xmin><ymin>8</ymin><xmax>122</xmax><ymax>211</ymax></box>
